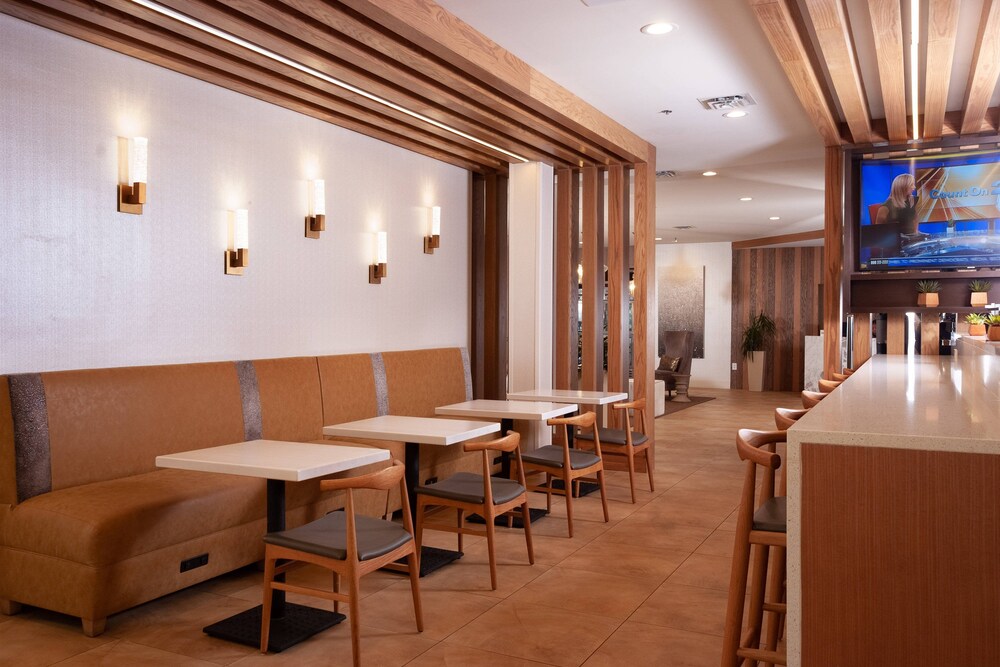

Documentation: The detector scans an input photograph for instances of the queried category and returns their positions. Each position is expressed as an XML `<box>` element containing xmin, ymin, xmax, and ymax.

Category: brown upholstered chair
<box><xmin>414</xmin><ymin>432</ymin><xmax>534</xmax><ymax>591</ymax></box>
<box><xmin>722</xmin><ymin>429</ymin><xmax>787</xmax><ymax>667</ymax></box>
<box><xmin>259</xmin><ymin>462</ymin><xmax>421</xmax><ymax>666</ymax></box>
<box><xmin>575</xmin><ymin>398</ymin><xmax>653</xmax><ymax>503</ymax></box>
<box><xmin>519</xmin><ymin>411</ymin><xmax>610</xmax><ymax>537</ymax></box>
<box><xmin>655</xmin><ymin>330</ymin><xmax>694</xmax><ymax>398</ymax></box>
<box><xmin>801</xmin><ymin>390</ymin><xmax>826</xmax><ymax>408</ymax></box>
<box><xmin>774</xmin><ymin>407</ymin><xmax>809</xmax><ymax>431</ymax></box>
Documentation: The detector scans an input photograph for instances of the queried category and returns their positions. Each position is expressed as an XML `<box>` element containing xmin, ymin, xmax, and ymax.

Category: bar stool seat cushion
<box><xmin>416</xmin><ymin>473</ymin><xmax>525</xmax><ymax>505</ymax></box>
<box><xmin>263</xmin><ymin>511</ymin><xmax>411</xmax><ymax>561</ymax></box>
<box><xmin>576</xmin><ymin>428</ymin><xmax>648</xmax><ymax>446</ymax></box>
<box><xmin>521</xmin><ymin>445</ymin><xmax>601</xmax><ymax>470</ymax></box>
<box><xmin>752</xmin><ymin>497</ymin><xmax>787</xmax><ymax>533</ymax></box>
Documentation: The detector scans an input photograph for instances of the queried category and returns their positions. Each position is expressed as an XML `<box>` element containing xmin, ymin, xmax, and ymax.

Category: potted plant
<box><xmin>969</xmin><ymin>279</ymin><xmax>992</xmax><ymax>307</ymax></box>
<box><xmin>987</xmin><ymin>314</ymin><xmax>1000</xmax><ymax>342</ymax></box>
<box><xmin>916</xmin><ymin>280</ymin><xmax>941</xmax><ymax>307</ymax></box>
<box><xmin>966</xmin><ymin>312</ymin><xmax>987</xmax><ymax>337</ymax></box>
<box><xmin>741</xmin><ymin>311</ymin><xmax>776</xmax><ymax>392</ymax></box>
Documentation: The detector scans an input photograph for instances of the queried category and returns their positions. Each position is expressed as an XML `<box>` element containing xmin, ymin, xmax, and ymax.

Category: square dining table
<box><xmin>156</xmin><ymin>439</ymin><xmax>389</xmax><ymax>652</ymax></box>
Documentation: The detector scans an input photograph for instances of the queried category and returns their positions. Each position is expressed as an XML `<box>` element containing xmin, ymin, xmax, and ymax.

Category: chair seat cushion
<box><xmin>752</xmin><ymin>497</ymin><xmax>786</xmax><ymax>533</ymax></box>
<box><xmin>264</xmin><ymin>511</ymin><xmax>411</xmax><ymax>561</ymax></box>
<box><xmin>576</xmin><ymin>428</ymin><xmax>647</xmax><ymax>447</ymax></box>
<box><xmin>416</xmin><ymin>472</ymin><xmax>525</xmax><ymax>505</ymax></box>
<box><xmin>521</xmin><ymin>445</ymin><xmax>601</xmax><ymax>470</ymax></box>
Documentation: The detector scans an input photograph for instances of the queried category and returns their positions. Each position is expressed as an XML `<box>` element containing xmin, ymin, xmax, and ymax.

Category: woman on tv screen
<box><xmin>874</xmin><ymin>173</ymin><xmax>920</xmax><ymax>238</ymax></box>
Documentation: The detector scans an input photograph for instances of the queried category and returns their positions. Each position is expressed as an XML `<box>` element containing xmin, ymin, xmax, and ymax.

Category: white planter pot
<box><xmin>746</xmin><ymin>352</ymin><xmax>766</xmax><ymax>391</ymax></box>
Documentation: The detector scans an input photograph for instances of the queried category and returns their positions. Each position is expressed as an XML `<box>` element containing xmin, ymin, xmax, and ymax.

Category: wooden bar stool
<box><xmin>842</xmin><ymin>366</ymin><xmax>855</xmax><ymax>376</ymax></box>
<box><xmin>722</xmin><ymin>429</ymin><xmax>787</xmax><ymax>667</ymax></box>
<box><xmin>774</xmin><ymin>407</ymin><xmax>808</xmax><ymax>431</ymax></box>
<box><xmin>801</xmin><ymin>390</ymin><xmax>826</xmax><ymax>408</ymax></box>
<box><xmin>817</xmin><ymin>378</ymin><xmax>841</xmax><ymax>393</ymax></box>
<box><xmin>831</xmin><ymin>371</ymin><xmax>850</xmax><ymax>382</ymax></box>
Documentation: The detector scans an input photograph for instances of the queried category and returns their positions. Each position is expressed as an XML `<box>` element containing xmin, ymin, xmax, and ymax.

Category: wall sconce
<box><xmin>305</xmin><ymin>179</ymin><xmax>326</xmax><ymax>239</ymax></box>
<box><xmin>628</xmin><ymin>269</ymin><xmax>636</xmax><ymax>298</ymax></box>
<box><xmin>117</xmin><ymin>136</ymin><xmax>148</xmax><ymax>215</ymax></box>
<box><xmin>369</xmin><ymin>231</ymin><xmax>388</xmax><ymax>284</ymax></box>
<box><xmin>225</xmin><ymin>209</ymin><xmax>249</xmax><ymax>275</ymax></box>
<box><xmin>424</xmin><ymin>206</ymin><xmax>441</xmax><ymax>253</ymax></box>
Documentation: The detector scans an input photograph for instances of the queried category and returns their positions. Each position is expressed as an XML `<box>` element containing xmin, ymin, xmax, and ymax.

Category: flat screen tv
<box><xmin>857</xmin><ymin>150</ymin><xmax>1000</xmax><ymax>271</ymax></box>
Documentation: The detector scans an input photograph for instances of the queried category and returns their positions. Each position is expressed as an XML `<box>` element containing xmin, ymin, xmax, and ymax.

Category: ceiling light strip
<box><xmin>910</xmin><ymin>0</ymin><xmax>920</xmax><ymax>142</ymax></box>
<box><xmin>130</xmin><ymin>0</ymin><xmax>529</xmax><ymax>163</ymax></box>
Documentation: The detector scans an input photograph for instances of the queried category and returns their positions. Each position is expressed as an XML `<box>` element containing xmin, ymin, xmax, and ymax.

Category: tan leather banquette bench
<box><xmin>0</xmin><ymin>347</ymin><xmax>473</xmax><ymax>636</ymax></box>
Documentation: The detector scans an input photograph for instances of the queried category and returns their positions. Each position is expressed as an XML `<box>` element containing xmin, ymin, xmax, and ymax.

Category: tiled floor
<box><xmin>0</xmin><ymin>388</ymin><xmax>796</xmax><ymax>666</ymax></box>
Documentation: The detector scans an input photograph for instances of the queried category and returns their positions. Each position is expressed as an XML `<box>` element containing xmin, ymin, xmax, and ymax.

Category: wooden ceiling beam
<box><xmin>748</xmin><ymin>0</ymin><xmax>842</xmax><ymax>147</ymax></box>
<box><xmin>802</xmin><ymin>0</ymin><xmax>871</xmax><ymax>144</ymax></box>
<box><xmin>732</xmin><ymin>229</ymin><xmax>824</xmax><ymax>250</ymax></box>
<box><xmin>923</xmin><ymin>0</ymin><xmax>961</xmax><ymax>139</ymax></box>
<box><xmin>867</xmin><ymin>0</ymin><xmax>906</xmax><ymax>143</ymax></box>
<box><xmin>961</xmin><ymin>0</ymin><xmax>1000</xmax><ymax>135</ymax></box>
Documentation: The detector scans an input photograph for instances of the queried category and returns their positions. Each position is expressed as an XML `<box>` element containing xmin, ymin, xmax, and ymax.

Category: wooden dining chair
<box><xmin>818</xmin><ymin>378</ymin><xmax>841</xmax><ymax>393</ymax></box>
<box><xmin>801</xmin><ymin>390</ymin><xmax>826</xmax><ymax>408</ymax></box>
<box><xmin>774</xmin><ymin>407</ymin><xmax>808</xmax><ymax>431</ymax></box>
<box><xmin>519</xmin><ymin>411</ymin><xmax>609</xmax><ymax>538</ymax></box>
<box><xmin>259</xmin><ymin>461</ymin><xmax>421</xmax><ymax>666</ymax></box>
<box><xmin>414</xmin><ymin>432</ymin><xmax>533</xmax><ymax>591</ymax></box>
<box><xmin>722</xmin><ymin>429</ymin><xmax>787</xmax><ymax>667</ymax></box>
<box><xmin>574</xmin><ymin>398</ymin><xmax>653</xmax><ymax>503</ymax></box>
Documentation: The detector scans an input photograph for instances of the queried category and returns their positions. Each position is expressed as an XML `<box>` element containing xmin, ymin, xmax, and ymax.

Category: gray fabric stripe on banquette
<box><xmin>460</xmin><ymin>347</ymin><xmax>473</xmax><ymax>400</ymax></box>
<box><xmin>8</xmin><ymin>374</ymin><xmax>52</xmax><ymax>502</ymax></box>
<box><xmin>236</xmin><ymin>361</ymin><xmax>263</xmax><ymax>441</ymax></box>
<box><xmin>370</xmin><ymin>353</ymin><xmax>389</xmax><ymax>416</ymax></box>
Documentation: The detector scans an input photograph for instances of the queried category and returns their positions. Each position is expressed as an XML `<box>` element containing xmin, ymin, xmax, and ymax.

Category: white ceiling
<box><xmin>436</xmin><ymin>0</ymin><xmax>826</xmax><ymax>244</ymax></box>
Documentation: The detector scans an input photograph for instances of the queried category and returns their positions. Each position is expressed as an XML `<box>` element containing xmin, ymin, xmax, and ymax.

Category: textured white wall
<box><xmin>656</xmin><ymin>242</ymin><xmax>733</xmax><ymax>388</ymax></box>
<box><xmin>0</xmin><ymin>16</ymin><xmax>470</xmax><ymax>374</ymax></box>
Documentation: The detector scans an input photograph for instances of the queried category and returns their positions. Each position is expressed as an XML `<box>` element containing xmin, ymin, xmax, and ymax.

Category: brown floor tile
<box><xmin>0</xmin><ymin>614</ymin><xmax>113</xmax><ymax>667</ymax></box>
<box><xmin>695</xmin><ymin>529</ymin><xmax>737</xmax><ymax>558</ymax></box>
<box><xmin>666</xmin><ymin>554</ymin><xmax>733</xmax><ymax>591</ymax></box>
<box><xmin>360</xmin><ymin>580</ymin><xmax>496</xmax><ymax>641</ymax></box>
<box><xmin>595</xmin><ymin>517</ymin><xmax>715</xmax><ymax>553</ymax></box>
<box><xmin>583</xmin><ymin>621</ymin><xmax>721</xmax><ymax>667</ymax></box>
<box><xmin>416</xmin><ymin>556</ymin><xmax>550</xmax><ymax>599</ymax></box>
<box><xmin>631</xmin><ymin>582</ymin><xmax>730</xmax><ymax>636</ymax></box>
<box><xmin>55</xmin><ymin>639</ymin><xmax>220</xmax><ymax>666</ymax></box>
<box><xmin>508</xmin><ymin>566</ymin><xmax>659</xmax><ymax>619</ymax></box>
<box><xmin>558</xmin><ymin>539</ymin><xmax>687</xmax><ymax>583</ymax></box>
<box><xmin>406</xmin><ymin>642</ymin><xmax>558</xmax><ymax>666</ymax></box>
<box><xmin>445</xmin><ymin>600</ymin><xmax>619</xmax><ymax>667</ymax></box>
<box><xmin>462</xmin><ymin>530</ymin><xmax>584</xmax><ymax>567</ymax></box>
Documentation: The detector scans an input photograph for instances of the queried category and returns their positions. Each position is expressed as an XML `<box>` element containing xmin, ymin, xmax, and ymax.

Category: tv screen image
<box><xmin>857</xmin><ymin>151</ymin><xmax>1000</xmax><ymax>271</ymax></box>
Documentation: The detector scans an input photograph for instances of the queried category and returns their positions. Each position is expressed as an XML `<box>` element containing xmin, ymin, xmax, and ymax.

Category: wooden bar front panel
<box><xmin>800</xmin><ymin>443</ymin><xmax>1000</xmax><ymax>665</ymax></box>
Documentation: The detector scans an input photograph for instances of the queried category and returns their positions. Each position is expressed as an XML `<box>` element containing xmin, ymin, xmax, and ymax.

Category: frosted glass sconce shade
<box><xmin>305</xmin><ymin>179</ymin><xmax>326</xmax><ymax>239</ymax></box>
<box><xmin>118</xmin><ymin>136</ymin><xmax>148</xmax><ymax>215</ymax></box>
<box><xmin>424</xmin><ymin>206</ymin><xmax>441</xmax><ymax>253</ymax></box>
<box><xmin>226</xmin><ymin>209</ymin><xmax>249</xmax><ymax>275</ymax></box>
<box><xmin>370</xmin><ymin>231</ymin><xmax>388</xmax><ymax>284</ymax></box>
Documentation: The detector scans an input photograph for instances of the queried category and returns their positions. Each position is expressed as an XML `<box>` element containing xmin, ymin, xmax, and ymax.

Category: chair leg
<box><xmin>348</xmin><ymin>572</ymin><xmax>362</xmax><ymax>667</ymax></box>
<box><xmin>645</xmin><ymin>448</ymin><xmax>655</xmax><ymax>492</ymax></box>
<box><xmin>763</xmin><ymin>545</ymin><xmax>786</xmax><ymax>657</ymax></box>
<box><xmin>406</xmin><ymin>549</ymin><xmax>424</xmax><ymax>632</ymax></box>
<box><xmin>545</xmin><ymin>473</ymin><xmax>553</xmax><ymax>512</ymax></box>
<box><xmin>521</xmin><ymin>501</ymin><xmax>535</xmax><ymax>564</ymax></box>
<box><xmin>597</xmin><ymin>469</ymin><xmax>610</xmax><ymax>523</ymax></box>
<box><xmin>722</xmin><ymin>531</ymin><xmax>751</xmax><ymax>667</ymax></box>
<box><xmin>485</xmin><ymin>507</ymin><xmax>498</xmax><ymax>590</ymax></box>
<box><xmin>415</xmin><ymin>497</ymin><xmax>426</xmax><ymax>555</ymax></box>
<box><xmin>457</xmin><ymin>508</ymin><xmax>464</xmax><ymax>552</ymax></box>
<box><xmin>563</xmin><ymin>472</ymin><xmax>574</xmax><ymax>538</ymax></box>
<box><xmin>259</xmin><ymin>556</ymin><xmax>276</xmax><ymax>653</ymax></box>
<box><xmin>626</xmin><ymin>447</ymin><xmax>637</xmax><ymax>503</ymax></box>
<box><xmin>745</xmin><ymin>543</ymin><xmax>771</xmax><ymax>667</ymax></box>
<box><xmin>333</xmin><ymin>572</ymin><xmax>340</xmax><ymax>613</ymax></box>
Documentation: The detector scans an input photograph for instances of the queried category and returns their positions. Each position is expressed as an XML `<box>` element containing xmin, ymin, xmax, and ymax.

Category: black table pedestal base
<box><xmin>204</xmin><ymin>602</ymin><xmax>345</xmax><ymax>653</ymax></box>
<box><xmin>466</xmin><ymin>507</ymin><xmax>549</xmax><ymax>528</ymax></box>
<box><xmin>391</xmin><ymin>545</ymin><xmax>463</xmax><ymax>577</ymax></box>
<box><xmin>549</xmin><ymin>479</ymin><xmax>600</xmax><ymax>497</ymax></box>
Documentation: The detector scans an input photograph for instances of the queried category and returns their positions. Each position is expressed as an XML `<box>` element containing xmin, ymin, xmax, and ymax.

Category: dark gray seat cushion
<box><xmin>752</xmin><ymin>497</ymin><xmax>786</xmax><ymax>533</ymax></box>
<box><xmin>576</xmin><ymin>427</ymin><xmax>648</xmax><ymax>446</ymax></box>
<box><xmin>416</xmin><ymin>472</ymin><xmax>525</xmax><ymax>505</ymax></box>
<box><xmin>264</xmin><ymin>511</ymin><xmax>412</xmax><ymax>561</ymax></box>
<box><xmin>521</xmin><ymin>445</ymin><xmax>601</xmax><ymax>470</ymax></box>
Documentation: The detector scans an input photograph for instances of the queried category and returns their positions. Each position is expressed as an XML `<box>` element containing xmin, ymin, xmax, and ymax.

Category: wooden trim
<box><xmin>851</xmin><ymin>312</ymin><xmax>872</xmax><ymax>368</ymax></box>
<box><xmin>632</xmin><ymin>161</ymin><xmax>656</xmax><ymax>438</ymax></box>
<box><xmin>923</xmin><ymin>0</ymin><xmax>961</xmax><ymax>139</ymax></box>
<box><xmin>581</xmin><ymin>166</ymin><xmax>603</xmax><ymax>392</ymax></box>
<box><xmin>606</xmin><ymin>164</ymin><xmax>628</xmax><ymax>420</ymax></box>
<box><xmin>570</xmin><ymin>170</ymin><xmax>581</xmax><ymax>390</ymax></box>
<box><xmin>822</xmin><ymin>146</ymin><xmax>843</xmax><ymax>378</ymax></box>
<box><xmin>866</xmin><ymin>0</ymin><xmax>906</xmax><ymax>142</ymax></box>
<box><xmin>732</xmin><ymin>229</ymin><xmax>824</xmax><ymax>250</ymax></box>
<box><xmin>470</xmin><ymin>172</ymin><xmax>486</xmax><ymax>398</ymax></box>
<box><xmin>482</xmin><ymin>172</ymin><xmax>508</xmax><ymax>399</ymax></box>
<box><xmin>749</xmin><ymin>0</ymin><xmax>842</xmax><ymax>147</ymax></box>
<box><xmin>554</xmin><ymin>168</ymin><xmax>573</xmax><ymax>390</ymax></box>
<box><xmin>802</xmin><ymin>0</ymin><xmax>872</xmax><ymax>144</ymax></box>
<box><xmin>961</xmin><ymin>0</ymin><xmax>1000</xmax><ymax>135</ymax></box>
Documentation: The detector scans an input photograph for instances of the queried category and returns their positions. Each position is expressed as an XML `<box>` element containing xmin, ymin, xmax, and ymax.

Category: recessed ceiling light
<box><xmin>673</xmin><ymin>237</ymin><xmax>679</xmax><ymax>243</ymax></box>
<box><xmin>723</xmin><ymin>110</ymin><xmax>748</xmax><ymax>118</ymax></box>
<box><xmin>769</xmin><ymin>216</ymin><xmax>780</xmax><ymax>220</ymax></box>
<box><xmin>702</xmin><ymin>170</ymin><xmax>717</xmax><ymax>176</ymax></box>
<box><xmin>655</xmin><ymin>237</ymin><xmax>663</xmax><ymax>241</ymax></box>
<box><xmin>740</xmin><ymin>197</ymin><xmax>753</xmax><ymax>201</ymax></box>
<box><xmin>640</xmin><ymin>22</ymin><xmax>677</xmax><ymax>35</ymax></box>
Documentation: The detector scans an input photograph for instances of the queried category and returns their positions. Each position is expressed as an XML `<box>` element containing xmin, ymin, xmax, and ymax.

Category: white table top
<box><xmin>436</xmin><ymin>399</ymin><xmax>578</xmax><ymax>421</ymax></box>
<box><xmin>155</xmin><ymin>440</ymin><xmax>390</xmax><ymax>482</ymax></box>
<box><xmin>506</xmin><ymin>389</ymin><xmax>629</xmax><ymax>405</ymax></box>
<box><xmin>323</xmin><ymin>415</ymin><xmax>500</xmax><ymax>446</ymax></box>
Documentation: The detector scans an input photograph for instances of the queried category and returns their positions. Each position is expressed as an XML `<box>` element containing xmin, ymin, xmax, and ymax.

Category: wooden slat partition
<box><xmin>823</xmin><ymin>146</ymin><xmax>844</xmax><ymax>378</ymax></box>
<box><xmin>920</xmin><ymin>316</ymin><xmax>939</xmax><ymax>356</ymax></box>
<box><xmin>851</xmin><ymin>312</ymin><xmax>872</xmax><ymax>368</ymax></box>
<box><xmin>633</xmin><ymin>161</ymin><xmax>656</xmax><ymax>432</ymax></box>
<box><xmin>554</xmin><ymin>168</ymin><xmax>575</xmax><ymax>390</ymax></box>
<box><xmin>606</xmin><ymin>164</ymin><xmax>628</xmax><ymax>427</ymax></box>
<box><xmin>482</xmin><ymin>172</ymin><xmax>508</xmax><ymax>399</ymax></box>
<box><xmin>886</xmin><ymin>312</ymin><xmax>905</xmax><ymax>354</ymax></box>
<box><xmin>581</xmin><ymin>167</ymin><xmax>603</xmax><ymax>393</ymax></box>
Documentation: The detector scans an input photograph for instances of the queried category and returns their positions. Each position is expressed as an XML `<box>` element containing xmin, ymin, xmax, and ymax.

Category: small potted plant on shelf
<box><xmin>740</xmin><ymin>311</ymin><xmax>776</xmax><ymax>392</ymax></box>
<box><xmin>987</xmin><ymin>314</ymin><xmax>1000</xmax><ymax>342</ymax></box>
<box><xmin>916</xmin><ymin>280</ymin><xmax>941</xmax><ymax>307</ymax></box>
<box><xmin>966</xmin><ymin>312</ymin><xmax>988</xmax><ymax>337</ymax></box>
<box><xmin>969</xmin><ymin>279</ymin><xmax>992</xmax><ymax>307</ymax></box>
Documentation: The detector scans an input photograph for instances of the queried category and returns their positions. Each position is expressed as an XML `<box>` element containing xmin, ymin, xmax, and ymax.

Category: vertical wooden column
<box><xmin>886</xmin><ymin>313</ymin><xmax>905</xmax><ymax>355</ymax></box>
<box><xmin>483</xmin><ymin>172</ymin><xmax>508</xmax><ymax>399</ymax></box>
<box><xmin>581</xmin><ymin>166</ymin><xmax>604</xmax><ymax>392</ymax></box>
<box><xmin>920</xmin><ymin>315</ymin><xmax>939</xmax><ymax>356</ymax></box>
<box><xmin>471</xmin><ymin>172</ymin><xmax>486</xmax><ymax>398</ymax></box>
<box><xmin>606</xmin><ymin>164</ymin><xmax>629</xmax><ymax>426</ymax></box>
<box><xmin>633</xmin><ymin>159</ymin><xmax>656</xmax><ymax>436</ymax></box>
<box><xmin>554</xmin><ymin>168</ymin><xmax>574</xmax><ymax>389</ymax></box>
<box><xmin>570</xmin><ymin>172</ymin><xmax>581</xmax><ymax>390</ymax></box>
<box><xmin>852</xmin><ymin>312</ymin><xmax>872</xmax><ymax>368</ymax></box>
<box><xmin>823</xmin><ymin>146</ymin><xmax>844</xmax><ymax>379</ymax></box>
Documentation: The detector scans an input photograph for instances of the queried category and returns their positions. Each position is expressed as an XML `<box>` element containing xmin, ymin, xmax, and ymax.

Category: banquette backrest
<box><xmin>382</xmin><ymin>347</ymin><xmax>472</xmax><ymax>416</ymax></box>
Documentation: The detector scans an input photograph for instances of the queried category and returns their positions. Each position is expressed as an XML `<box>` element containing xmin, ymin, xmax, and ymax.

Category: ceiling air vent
<box><xmin>674</xmin><ymin>225</ymin><xmax>695</xmax><ymax>230</ymax></box>
<box><xmin>656</xmin><ymin>170</ymin><xmax>677</xmax><ymax>179</ymax></box>
<box><xmin>697</xmin><ymin>93</ymin><xmax>757</xmax><ymax>111</ymax></box>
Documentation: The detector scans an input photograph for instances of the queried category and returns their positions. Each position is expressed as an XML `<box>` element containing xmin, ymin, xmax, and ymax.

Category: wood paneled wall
<box><xmin>731</xmin><ymin>246</ymin><xmax>824</xmax><ymax>391</ymax></box>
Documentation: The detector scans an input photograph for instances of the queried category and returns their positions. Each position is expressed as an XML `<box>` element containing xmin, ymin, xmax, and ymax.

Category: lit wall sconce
<box><xmin>117</xmin><ymin>136</ymin><xmax>148</xmax><ymax>215</ymax></box>
<box><xmin>424</xmin><ymin>206</ymin><xmax>441</xmax><ymax>253</ymax></box>
<box><xmin>369</xmin><ymin>231</ymin><xmax>388</xmax><ymax>284</ymax></box>
<box><xmin>628</xmin><ymin>269</ymin><xmax>636</xmax><ymax>298</ymax></box>
<box><xmin>225</xmin><ymin>209</ymin><xmax>249</xmax><ymax>276</ymax></box>
<box><xmin>305</xmin><ymin>179</ymin><xmax>326</xmax><ymax>239</ymax></box>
